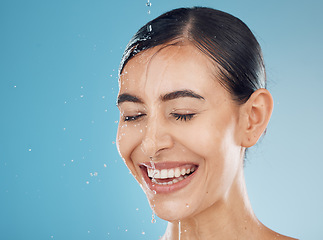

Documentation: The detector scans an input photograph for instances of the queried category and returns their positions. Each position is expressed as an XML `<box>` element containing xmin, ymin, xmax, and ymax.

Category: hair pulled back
<box><xmin>119</xmin><ymin>7</ymin><xmax>266</xmax><ymax>104</ymax></box>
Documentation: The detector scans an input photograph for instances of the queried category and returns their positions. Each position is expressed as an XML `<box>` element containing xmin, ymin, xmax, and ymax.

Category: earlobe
<box><xmin>241</xmin><ymin>88</ymin><xmax>273</xmax><ymax>148</ymax></box>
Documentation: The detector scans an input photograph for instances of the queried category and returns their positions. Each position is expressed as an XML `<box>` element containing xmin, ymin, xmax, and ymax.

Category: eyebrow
<box><xmin>161</xmin><ymin>90</ymin><xmax>205</xmax><ymax>101</ymax></box>
<box><xmin>117</xmin><ymin>89</ymin><xmax>204</xmax><ymax>106</ymax></box>
<box><xmin>117</xmin><ymin>93</ymin><xmax>143</xmax><ymax>105</ymax></box>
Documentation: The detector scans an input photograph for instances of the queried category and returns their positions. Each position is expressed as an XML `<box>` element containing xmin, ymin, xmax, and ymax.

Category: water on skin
<box><xmin>178</xmin><ymin>221</ymin><xmax>181</xmax><ymax>240</ymax></box>
<box><xmin>150</xmin><ymin>160</ymin><xmax>157</xmax><ymax>223</ymax></box>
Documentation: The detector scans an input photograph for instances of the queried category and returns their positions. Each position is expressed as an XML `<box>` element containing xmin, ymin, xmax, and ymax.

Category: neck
<box><xmin>161</xmin><ymin>169</ymin><xmax>264</xmax><ymax>240</ymax></box>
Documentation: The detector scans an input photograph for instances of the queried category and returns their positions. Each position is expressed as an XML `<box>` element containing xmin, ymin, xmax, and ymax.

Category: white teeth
<box><xmin>147</xmin><ymin>165</ymin><xmax>197</xmax><ymax>185</ymax></box>
<box><xmin>152</xmin><ymin>169</ymin><xmax>160</xmax><ymax>178</ymax></box>
<box><xmin>147</xmin><ymin>168</ymin><xmax>153</xmax><ymax>177</ymax></box>
<box><xmin>174</xmin><ymin>168</ymin><xmax>181</xmax><ymax>178</ymax></box>
<box><xmin>160</xmin><ymin>169</ymin><xmax>168</xmax><ymax>179</ymax></box>
<box><xmin>167</xmin><ymin>169</ymin><xmax>175</xmax><ymax>178</ymax></box>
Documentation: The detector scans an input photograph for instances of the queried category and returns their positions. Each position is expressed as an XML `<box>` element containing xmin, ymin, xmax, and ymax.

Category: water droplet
<box><xmin>141</xmin><ymin>231</ymin><xmax>145</xmax><ymax>235</ymax></box>
<box><xmin>104</xmin><ymin>164</ymin><xmax>107</xmax><ymax>167</ymax></box>
<box><xmin>153</xmin><ymin>190</ymin><xmax>156</xmax><ymax>194</ymax></box>
<box><xmin>147</xmin><ymin>10</ymin><xmax>151</xmax><ymax>14</ymax></box>
<box><xmin>146</xmin><ymin>1</ymin><xmax>151</xmax><ymax>7</ymax></box>
<box><xmin>86</xmin><ymin>181</ymin><xmax>89</xmax><ymax>184</ymax></box>
<box><xmin>28</xmin><ymin>148</ymin><xmax>32</xmax><ymax>152</ymax></box>
<box><xmin>178</xmin><ymin>220</ymin><xmax>181</xmax><ymax>240</ymax></box>
<box><xmin>151</xmin><ymin>212</ymin><xmax>156</xmax><ymax>223</ymax></box>
<box><xmin>186</xmin><ymin>204</ymin><xmax>189</xmax><ymax>208</ymax></box>
<box><xmin>63</xmin><ymin>128</ymin><xmax>66</xmax><ymax>131</ymax></box>
<box><xmin>147</xmin><ymin>25</ymin><xmax>152</xmax><ymax>32</ymax></box>
<box><xmin>14</xmin><ymin>85</ymin><xmax>17</xmax><ymax>88</ymax></box>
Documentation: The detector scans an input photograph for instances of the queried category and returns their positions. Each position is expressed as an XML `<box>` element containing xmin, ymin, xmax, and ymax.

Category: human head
<box><xmin>119</xmin><ymin>7</ymin><xmax>266</xmax><ymax>104</ymax></box>
<box><xmin>116</xmin><ymin>7</ymin><xmax>273</xmax><ymax>222</ymax></box>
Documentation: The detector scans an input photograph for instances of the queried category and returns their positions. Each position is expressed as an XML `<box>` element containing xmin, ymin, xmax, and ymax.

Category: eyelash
<box><xmin>123</xmin><ymin>113</ymin><xmax>196</xmax><ymax>122</ymax></box>
<box><xmin>171</xmin><ymin>113</ymin><xmax>195</xmax><ymax>121</ymax></box>
<box><xmin>123</xmin><ymin>114</ymin><xmax>146</xmax><ymax>122</ymax></box>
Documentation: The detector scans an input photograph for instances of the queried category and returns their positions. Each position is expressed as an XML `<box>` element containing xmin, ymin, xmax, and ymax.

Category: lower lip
<box><xmin>140</xmin><ymin>166</ymin><xmax>198</xmax><ymax>194</ymax></box>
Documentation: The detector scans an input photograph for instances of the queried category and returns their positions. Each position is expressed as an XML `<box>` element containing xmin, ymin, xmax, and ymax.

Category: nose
<box><xmin>140</xmin><ymin>114</ymin><xmax>174</xmax><ymax>158</ymax></box>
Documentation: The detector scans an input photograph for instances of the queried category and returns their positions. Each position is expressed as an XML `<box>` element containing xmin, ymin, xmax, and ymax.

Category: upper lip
<box><xmin>140</xmin><ymin>161</ymin><xmax>198</xmax><ymax>170</ymax></box>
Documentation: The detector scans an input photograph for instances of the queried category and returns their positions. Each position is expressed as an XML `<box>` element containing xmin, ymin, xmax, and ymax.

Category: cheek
<box><xmin>175</xmin><ymin>119</ymin><xmax>226</xmax><ymax>158</ymax></box>
<box><xmin>116</xmin><ymin>122</ymin><xmax>145</xmax><ymax>171</ymax></box>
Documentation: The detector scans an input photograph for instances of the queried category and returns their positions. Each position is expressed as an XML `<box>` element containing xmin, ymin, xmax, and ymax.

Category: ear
<box><xmin>240</xmin><ymin>88</ymin><xmax>273</xmax><ymax>148</ymax></box>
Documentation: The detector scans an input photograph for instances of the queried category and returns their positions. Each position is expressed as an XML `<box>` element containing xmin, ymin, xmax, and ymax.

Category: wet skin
<box><xmin>116</xmin><ymin>44</ymin><xmax>296</xmax><ymax>240</ymax></box>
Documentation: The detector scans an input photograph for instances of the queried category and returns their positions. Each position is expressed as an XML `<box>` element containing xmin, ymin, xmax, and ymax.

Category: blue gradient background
<box><xmin>1</xmin><ymin>0</ymin><xmax>322</xmax><ymax>239</ymax></box>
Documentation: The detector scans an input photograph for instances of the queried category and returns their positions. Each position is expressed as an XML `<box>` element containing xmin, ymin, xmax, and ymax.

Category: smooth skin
<box><xmin>117</xmin><ymin>43</ymin><xmax>297</xmax><ymax>240</ymax></box>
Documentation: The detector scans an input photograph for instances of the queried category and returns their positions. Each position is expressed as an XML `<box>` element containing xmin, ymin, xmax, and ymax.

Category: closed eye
<box><xmin>171</xmin><ymin>113</ymin><xmax>195</xmax><ymax>121</ymax></box>
<box><xmin>123</xmin><ymin>114</ymin><xmax>146</xmax><ymax>122</ymax></box>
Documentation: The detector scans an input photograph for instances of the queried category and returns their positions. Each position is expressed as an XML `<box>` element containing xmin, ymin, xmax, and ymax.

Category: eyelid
<box><xmin>122</xmin><ymin>112</ymin><xmax>146</xmax><ymax>122</ymax></box>
<box><xmin>170</xmin><ymin>113</ymin><xmax>196</xmax><ymax>121</ymax></box>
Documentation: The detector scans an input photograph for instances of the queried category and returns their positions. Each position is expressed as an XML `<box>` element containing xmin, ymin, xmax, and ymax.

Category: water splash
<box><xmin>146</xmin><ymin>0</ymin><xmax>151</xmax><ymax>14</ymax></box>
<box><xmin>178</xmin><ymin>220</ymin><xmax>181</xmax><ymax>240</ymax></box>
<box><xmin>151</xmin><ymin>211</ymin><xmax>156</xmax><ymax>223</ymax></box>
<box><xmin>147</xmin><ymin>24</ymin><xmax>152</xmax><ymax>32</ymax></box>
<box><xmin>150</xmin><ymin>159</ymin><xmax>157</xmax><ymax>223</ymax></box>
<box><xmin>151</xmin><ymin>202</ymin><xmax>156</xmax><ymax>223</ymax></box>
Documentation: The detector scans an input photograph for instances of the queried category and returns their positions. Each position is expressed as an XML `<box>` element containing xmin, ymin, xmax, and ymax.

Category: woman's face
<box><xmin>117</xmin><ymin>44</ymin><xmax>245</xmax><ymax>221</ymax></box>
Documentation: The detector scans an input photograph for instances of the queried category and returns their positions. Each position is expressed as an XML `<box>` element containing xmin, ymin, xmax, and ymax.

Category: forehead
<box><xmin>119</xmin><ymin>44</ymin><xmax>217</xmax><ymax>97</ymax></box>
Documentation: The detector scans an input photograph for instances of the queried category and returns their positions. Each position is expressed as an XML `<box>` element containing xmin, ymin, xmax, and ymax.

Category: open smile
<box><xmin>139</xmin><ymin>162</ymin><xmax>199</xmax><ymax>194</ymax></box>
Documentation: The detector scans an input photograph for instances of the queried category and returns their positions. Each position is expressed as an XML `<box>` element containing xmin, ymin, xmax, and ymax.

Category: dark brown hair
<box><xmin>119</xmin><ymin>7</ymin><xmax>266</xmax><ymax>104</ymax></box>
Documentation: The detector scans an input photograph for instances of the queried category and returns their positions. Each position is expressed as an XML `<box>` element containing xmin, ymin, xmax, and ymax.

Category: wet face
<box><xmin>117</xmin><ymin>44</ymin><xmax>245</xmax><ymax>221</ymax></box>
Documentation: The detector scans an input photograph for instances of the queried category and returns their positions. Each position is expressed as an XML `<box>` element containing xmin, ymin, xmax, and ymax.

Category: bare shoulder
<box><xmin>276</xmin><ymin>235</ymin><xmax>298</xmax><ymax>240</ymax></box>
<box><xmin>264</xmin><ymin>229</ymin><xmax>298</xmax><ymax>240</ymax></box>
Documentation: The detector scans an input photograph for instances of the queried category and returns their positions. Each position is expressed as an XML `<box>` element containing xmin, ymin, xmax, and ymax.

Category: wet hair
<box><xmin>119</xmin><ymin>7</ymin><xmax>266</xmax><ymax>104</ymax></box>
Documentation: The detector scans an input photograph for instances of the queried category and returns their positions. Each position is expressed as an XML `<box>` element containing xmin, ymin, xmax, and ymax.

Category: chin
<box><xmin>143</xmin><ymin>187</ymin><xmax>202</xmax><ymax>222</ymax></box>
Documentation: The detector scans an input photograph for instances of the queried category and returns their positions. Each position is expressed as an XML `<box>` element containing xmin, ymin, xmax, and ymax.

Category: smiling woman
<box><xmin>116</xmin><ymin>7</ymin><xmax>297</xmax><ymax>240</ymax></box>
